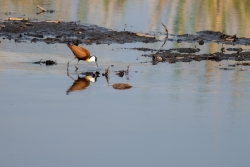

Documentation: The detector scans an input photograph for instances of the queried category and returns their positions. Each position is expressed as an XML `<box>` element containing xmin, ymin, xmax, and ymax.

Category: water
<box><xmin>1</xmin><ymin>1</ymin><xmax>250</xmax><ymax>167</ymax></box>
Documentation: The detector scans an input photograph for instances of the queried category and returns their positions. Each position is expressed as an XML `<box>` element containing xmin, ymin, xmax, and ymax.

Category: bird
<box><xmin>67</xmin><ymin>43</ymin><xmax>98</xmax><ymax>71</ymax></box>
<box><xmin>66</xmin><ymin>74</ymin><xmax>97</xmax><ymax>95</ymax></box>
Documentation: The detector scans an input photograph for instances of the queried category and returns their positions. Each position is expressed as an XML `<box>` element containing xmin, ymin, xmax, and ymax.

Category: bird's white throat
<box><xmin>86</xmin><ymin>56</ymin><xmax>96</xmax><ymax>62</ymax></box>
<box><xmin>85</xmin><ymin>76</ymin><xmax>96</xmax><ymax>82</ymax></box>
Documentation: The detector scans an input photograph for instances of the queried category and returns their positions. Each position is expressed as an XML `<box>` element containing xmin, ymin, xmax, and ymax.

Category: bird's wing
<box><xmin>67</xmin><ymin>44</ymin><xmax>90</xmax><ymax>59</ymax></box>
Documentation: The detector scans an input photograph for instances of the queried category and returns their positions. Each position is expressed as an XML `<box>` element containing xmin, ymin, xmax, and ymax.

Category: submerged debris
<box><xmin>138</xmin><ymin>45</ymin><xmax>250</xmax><ymax>64</ymax></box>
<box><xmin>112</xmin><ymin>83</ymin><xmax>132</xmax><ymax>90</ymax></box>
<box><xmin>199</xmin><ymin>39</ymin><xmax>204</xmax><ymax>45</ymax></box>
<box><xmin>43</xmin><ymin>60</ymin><xmax>57</xmax><ymax>65</ymax></box>
<box><xmin>32</xmin><ymin>59</ymin><xmax>43</xmax><ymax>64</ymax></box>
<box><xmin>236</xmin><ymin>62</ymin><xmax>250</xmax><ymax>66</ymax></box>
<box><xmin>102</xmin><ymin>66</ymin><xmax>110</xmax><ymax>76</ymax></box>
<box><xmin>115</xmin><ymin>65</ymin><xmax>131</xmax><ymax>78</ymax></box>
<box><xmin>218</xmin><ymin>67</ymin><xmax>235</xmax><ymax>70</ymax></box>
<box><xmin>116</xmin><ymin>70</ymin><xmax>124</xmax><ymax>77</ymax></box>
<box><xmin>32</xmin><ymin>59</ymin><xmax>57</xmax><ymax>65</ymax></box>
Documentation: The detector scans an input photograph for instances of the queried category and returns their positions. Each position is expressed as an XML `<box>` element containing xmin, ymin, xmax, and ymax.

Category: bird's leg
<box><xmin>67</xmin><ymin>58</ymin><xmax>76</xmax><ymax>70</ymax></box>
<box><xmin>68</xmin><ymin>58</ymin><xmax>75</xmax><ymax>64</ymax></box>
<box><xmin>67</xmin><ymin>70</ymin><xmax>75</xmax><ymax>81</ymax></box>
<box><xmin>75</xmin><ymin>59</ymin><xmax>80</xmax><ymax>71</ymax></box>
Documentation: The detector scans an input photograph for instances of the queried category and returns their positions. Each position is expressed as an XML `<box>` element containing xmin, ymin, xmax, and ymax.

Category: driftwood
<box><xmin>37</xmin><ymin>5</ymin><xmax>46</xmax><ymax>12</ymax></box>
<box><xmin>45</xmin><ymin>20</ymin><xmax>61</xmax><ymax>23</ymax></box>
<box><xmin>4</xmin><ymin>17</ymin><xmax>30</xmax><ymax>21</ymax></box>
<box><xmin>25</xmin><ymin>23</ymin><xmax>33</xmax><ymax>26</ymax></box>
<box><xmin>136</xmin><ymin>33</ymin><xmax>154</xmax><ymax>38</ymax></box>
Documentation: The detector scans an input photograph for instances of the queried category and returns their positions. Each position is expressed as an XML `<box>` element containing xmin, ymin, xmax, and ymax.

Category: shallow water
<box><xmin>1</xmin><ymin>1</ymin><xmax>250</xmax><ymax>167</ymax></box>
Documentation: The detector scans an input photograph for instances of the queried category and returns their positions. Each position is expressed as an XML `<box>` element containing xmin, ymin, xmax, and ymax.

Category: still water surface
<box><xmin>1</xmin><ymin>0</ymin><xmax>250</xmax><ymax>167</ymax></box>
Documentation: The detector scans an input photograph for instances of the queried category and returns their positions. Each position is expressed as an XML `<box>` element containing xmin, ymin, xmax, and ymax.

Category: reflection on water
<box><xmin>1</xmin><ymin>1</ymin><xmax>250</xmax><ymax>167</ymax></box>
<box><xmin>66</xmin><ymin>71</ymin><xmax>98</xmax><ymax>95</ymax></box>
<box><xmin>1</xmin><ymin>0</ymin><xmax>250</xmax><ymax>38</ymax></box>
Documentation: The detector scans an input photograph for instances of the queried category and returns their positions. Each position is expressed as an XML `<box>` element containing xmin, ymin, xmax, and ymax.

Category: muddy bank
<box><xmin>173</xmin><ymin>30</ymin><xmax>250</xmax><ymax>46</ymax></box>
<box><xmin>1</xmin><ymin>21</ymin><xmax>250</xmax><ymax>46</ymax></box>
<box><xmin>0</xmin><ymin>21</ymin><xmax>158</xmax><ymax>44</ymax></box>
<box><xmin>128</xmin><ymin>47</ymin><xmax>250</xmax><ymax>64</ymax></box>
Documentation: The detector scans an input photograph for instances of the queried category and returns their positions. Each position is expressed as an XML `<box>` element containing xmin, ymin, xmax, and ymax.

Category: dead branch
<box><xmin>37</xmin><ymin>5</ymin><xmax>46</xmax><ymax>12</ymax></box>
<box><xmin>161</xmin><ymin>22</ymin><xmax>168</xmax><ymax>36</ymax></box>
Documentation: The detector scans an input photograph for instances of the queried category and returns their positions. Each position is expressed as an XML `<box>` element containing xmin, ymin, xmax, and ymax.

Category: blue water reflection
<box><xmin>1</xmin><ymin>1</ymin><xmax>250</xmax><ymax>167</ymax></box>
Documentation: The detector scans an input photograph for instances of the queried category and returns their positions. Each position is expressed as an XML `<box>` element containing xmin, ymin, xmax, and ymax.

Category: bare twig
<box><xmin>102</xmin><ymin>65</ymin><xmax>110</xmax><ymax>76</ymax></box>
<box><xmin>125</xmin><ymin>64</ymin><xmax>131</xmax><ymax>75</ymax></box>
<box><xmin>161</xmin><ymin>22</ymin><xmax>168</xmax><ymax>36</ymax></box>
<box><xmin>125</xmin><ymin>64</ymin><xmax>132</xmax><ymax>80</ymax></box>
<box><xmin>105</xmin><ymin>65</ymin><xmax>110</xmax><ymax>74</ymax></box>
<box><xmin>37</xmin><ymin>5</ymin><xmax>46</xmax><ymax>12</ymax></box>
<box><xmin>105</xmin><ymin>75</ymin><xmax>110</xmax><ymax>85</ymax></box>
<box><xmin>156</xmin><ymin>37</ymin><xmax>167</xmax><ymax>54</ymax></box>
<box><xmin>36</xmin><ymin>11</ymin><xmax>45</xmax><ymax>15</ymax></box>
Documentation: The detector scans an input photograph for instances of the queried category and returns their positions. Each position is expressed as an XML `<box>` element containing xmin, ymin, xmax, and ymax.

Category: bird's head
<box><xmin>87</xmin><ymin>56</ymin><xmax>98</xmax><ymax>67</ymax></box>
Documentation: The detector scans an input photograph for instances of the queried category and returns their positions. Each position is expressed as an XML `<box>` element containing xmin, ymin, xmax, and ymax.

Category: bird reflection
<box><xmin>66</xmin><ymin>71</ymin><xmax>98</xmax><ymax>95</ymax></box>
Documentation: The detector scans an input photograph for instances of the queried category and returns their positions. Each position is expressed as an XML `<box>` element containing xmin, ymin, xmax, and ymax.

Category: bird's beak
<box><xmin>95</xmin><ymin>62</ymin><xmax>98</xmax><ymax>67</ymax></box>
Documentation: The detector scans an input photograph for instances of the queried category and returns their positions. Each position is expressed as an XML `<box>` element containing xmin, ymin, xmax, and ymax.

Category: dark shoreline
<box><xmin>1</xmin><ymin>21</ymin><xmax>250</xmax><ymax>64</ymax></box>
<box><xmin>0</xmin><ymin>21</ymin><xmax>158</xmax><ymax>45</ymax></box>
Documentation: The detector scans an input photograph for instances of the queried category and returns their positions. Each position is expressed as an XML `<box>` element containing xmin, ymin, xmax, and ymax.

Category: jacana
<box><xmin>67</xmin><ymin>43</ymin><xmax>98</xmax><ymax>71</ymax></box>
